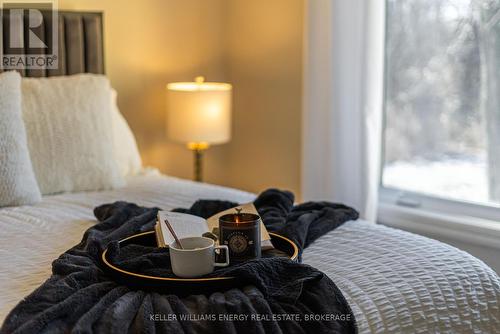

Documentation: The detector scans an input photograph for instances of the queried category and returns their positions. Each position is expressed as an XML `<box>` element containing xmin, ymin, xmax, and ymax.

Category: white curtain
<box><xmin>302</xmin><ymin>0</ymin><xmax>386</xmax><ymax>221</ymax></box>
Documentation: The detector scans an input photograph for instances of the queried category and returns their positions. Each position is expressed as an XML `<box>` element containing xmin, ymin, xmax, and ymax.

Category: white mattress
<box><xmin>1</xmin><ymin>172</ymin><xmax>499</xmax><ymax>333</ymax></box>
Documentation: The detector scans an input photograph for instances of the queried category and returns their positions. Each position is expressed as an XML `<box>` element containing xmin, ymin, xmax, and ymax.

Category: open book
<box><xmin>155</xmin><ymin>203</ymin><xmax>272</xmax><ymax>249</ymax></box>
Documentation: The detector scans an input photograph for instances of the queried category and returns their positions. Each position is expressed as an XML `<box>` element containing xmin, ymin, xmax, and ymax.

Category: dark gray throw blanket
<box><xmin>1</xmin><ymin>189</ymin><xmax>358</xmax><ymax>334</ymax></box>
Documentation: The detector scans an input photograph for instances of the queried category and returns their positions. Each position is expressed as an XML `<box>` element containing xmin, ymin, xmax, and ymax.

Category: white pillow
<box><xmin>22</xmin><ymin>74</ymin><xmax>125</xmax><ymax>195</ymax></box>
<box><xmin>111</xmin><ymin>89</ymin><xmax>142</xmax><ymax>177</ymax></box>
<box><xmin>0</xmin><ymin>72</ymin><xmax>42</xmax><ymax>207</ymax></box>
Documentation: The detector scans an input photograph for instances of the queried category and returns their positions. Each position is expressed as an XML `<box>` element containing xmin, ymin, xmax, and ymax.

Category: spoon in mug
<box><xmin>164</xmin><ymin>218</ymin><xmax>184</xmax><ymax>249</ymax></box>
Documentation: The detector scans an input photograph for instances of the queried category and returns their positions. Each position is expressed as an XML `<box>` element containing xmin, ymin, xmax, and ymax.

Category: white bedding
<box><xmin>1</xmin><ymin>171</ymin><xmax>499</xmax><ymax>333</ymax></box>
<box><xmin>303</xmin><ymin>222</ymin><xmax>500</xmax><ymax>333</ymax></box>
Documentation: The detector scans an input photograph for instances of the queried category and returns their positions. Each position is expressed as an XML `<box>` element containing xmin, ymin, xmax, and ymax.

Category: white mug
<box><xmin>169</xmin><ymin>237</ymin><xmax>230</xmax><ymax>278</ymax></box>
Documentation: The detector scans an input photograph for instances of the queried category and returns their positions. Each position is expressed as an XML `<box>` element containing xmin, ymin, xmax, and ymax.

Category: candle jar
<box><xmin>219</xmin><ymin>212</ymin><xmax>261</xmax><ymax>263</ymax></box>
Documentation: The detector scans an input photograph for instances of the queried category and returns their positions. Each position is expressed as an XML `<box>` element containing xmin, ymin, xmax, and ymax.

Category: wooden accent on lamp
<box><xmin>166</xmin><ymin>77</ymin><xmax>232</xmax><ymax>182</ymax></box>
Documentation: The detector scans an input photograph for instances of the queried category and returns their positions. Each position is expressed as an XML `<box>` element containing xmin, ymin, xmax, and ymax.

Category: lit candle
<box><xmin>219</xmin><ymin>208</ymin><xmax>261</xmax><ymax>263</ymax></box>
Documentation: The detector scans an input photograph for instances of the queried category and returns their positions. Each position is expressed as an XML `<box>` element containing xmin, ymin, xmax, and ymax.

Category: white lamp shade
<box><xmin>166</xmin><ymin>80</ymin><xmax>232</xmax><ymax>145</ymax></box>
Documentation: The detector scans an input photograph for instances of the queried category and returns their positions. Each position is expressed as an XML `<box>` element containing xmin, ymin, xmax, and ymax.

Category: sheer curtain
<box><xmin>302</xmin><ymin>0</ymin><xmax>385</xmax><ymax>221</ymax></box>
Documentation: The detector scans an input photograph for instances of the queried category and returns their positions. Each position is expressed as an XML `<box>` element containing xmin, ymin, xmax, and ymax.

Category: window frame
<box><xmin>378</xmin><ymin>0</ymin><xmax>500</xmax><ymax>225</ymax></box>
<box><xmin>379</xmin><ymin>186</ymin><xmax>500</xmax><ymax>222</ymax></box>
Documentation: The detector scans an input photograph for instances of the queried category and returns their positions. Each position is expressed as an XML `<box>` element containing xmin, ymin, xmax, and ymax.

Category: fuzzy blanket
<box><xmin>1</xmin><ymin>189</ymin><xmax>358</xmax><ymax>334</ymax></box>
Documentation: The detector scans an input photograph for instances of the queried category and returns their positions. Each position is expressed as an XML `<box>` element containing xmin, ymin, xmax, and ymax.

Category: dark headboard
<box><xmin>1</xmin><ymin>10</ymin><xmax>104</xmax><ymax>77</ymax></box>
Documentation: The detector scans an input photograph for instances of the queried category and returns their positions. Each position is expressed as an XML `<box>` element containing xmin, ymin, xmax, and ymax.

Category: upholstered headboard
<box><xmin>1</xmin><ymin>10</ymin><xmax>104</xmax><ymax>77</ymax></box>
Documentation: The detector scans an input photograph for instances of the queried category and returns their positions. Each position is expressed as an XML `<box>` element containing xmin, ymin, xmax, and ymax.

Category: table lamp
<box><xmin>166</xmin><ymin>76</ymin><xmax>232</xmax><ymax>182</ymax></box>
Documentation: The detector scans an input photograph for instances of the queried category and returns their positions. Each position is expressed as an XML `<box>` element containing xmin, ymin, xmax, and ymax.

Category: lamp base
<box><xmin>187</xmin><ymin>142</ymin><xmax>209</xmax><ymax>182</ymax></box>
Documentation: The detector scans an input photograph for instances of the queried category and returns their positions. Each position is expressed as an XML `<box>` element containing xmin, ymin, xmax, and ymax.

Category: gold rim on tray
<box><xmin>101</xmin><ymin>231</ymin><xmax>299</xmax><ymax>283</ymax></box>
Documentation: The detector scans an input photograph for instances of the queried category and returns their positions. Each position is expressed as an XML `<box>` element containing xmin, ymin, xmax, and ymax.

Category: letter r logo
<box><xmin>9</xmin><ymin>8</ymin><xmax>47</xmax><ymax>48</ymax></box>
<box><xmin>0</xmin><ymin>0</ymin><xmax>59</xmax><ymax>70</ymax></box>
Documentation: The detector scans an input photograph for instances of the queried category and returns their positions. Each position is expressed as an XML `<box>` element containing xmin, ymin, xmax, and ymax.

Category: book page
<box><xmin>157</xmin><ymin>211</ymin><xmax>209</xmax><ymax>246</ymax></box>
<box><xmin>157</xmin><ymin>205</ymin><xmax>273</xmax><ymax>250</ymax></box>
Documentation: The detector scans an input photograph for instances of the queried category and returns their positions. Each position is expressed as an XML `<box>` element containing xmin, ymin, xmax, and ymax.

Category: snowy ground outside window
<box><xmin>382</xmin><ymin>156</ymin><xmax>495</xmax><ymax>205</ymax></box>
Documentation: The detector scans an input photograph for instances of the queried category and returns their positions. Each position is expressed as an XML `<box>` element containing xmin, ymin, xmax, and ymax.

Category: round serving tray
<box><xmin>101</xmin><ymin>231</ymin><xmax>298</xmax><ymax>295</ymax></box>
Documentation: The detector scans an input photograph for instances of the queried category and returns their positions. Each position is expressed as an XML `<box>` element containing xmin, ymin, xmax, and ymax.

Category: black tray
<box><xmin>101</xmin><ymin>231</ymin><xmax>298</xmax><ymax>295</ymax></box>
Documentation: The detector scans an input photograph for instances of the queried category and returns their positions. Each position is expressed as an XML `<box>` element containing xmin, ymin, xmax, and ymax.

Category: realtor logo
<box><xmin>0</xmin><ymin>0</ymin><xmax>58</xmax><ymax>70</ymax></box>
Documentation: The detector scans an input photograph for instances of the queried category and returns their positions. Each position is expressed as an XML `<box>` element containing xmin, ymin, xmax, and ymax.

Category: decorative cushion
<box><xmin>22</xmin><ymin>74</ymin><xmax>124</xmax><ymax>195</ymax></box>
<box><xmin>0</xmin><ymin>71</ymin><xmax>42</xmax><ymax>207</ymax></box>
<box><xmin>110</xmin><ymin>89</ymin><xmax>142</xmax><ymax>177</ymax></box>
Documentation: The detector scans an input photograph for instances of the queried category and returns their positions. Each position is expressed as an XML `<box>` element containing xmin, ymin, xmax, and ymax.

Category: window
<box><xmin>382</xmin><ymin>0</ymin><xmax>500</xmax><ymax>214</ymax></box>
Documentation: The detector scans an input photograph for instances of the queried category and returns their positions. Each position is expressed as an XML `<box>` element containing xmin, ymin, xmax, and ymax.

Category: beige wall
<box><xmin>59</xmin><ymin>0</ymin><xmax>303</xmax><ymax>197</ymax></box>
<box><xmin>223</xmin><ymin>0</ymin><xmax>304</xmax><ymax>197</ymax></box>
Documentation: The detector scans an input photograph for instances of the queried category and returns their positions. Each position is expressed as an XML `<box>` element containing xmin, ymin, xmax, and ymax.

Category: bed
<box><xmin>0</xmin><ymin>170</ymin><xmax>499</xmax><ymax>333</ymax></box>
<box><xmin>1</xmin><ymin>9</ymin><xmax>499</xmax><ymax>334</ymax></box>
